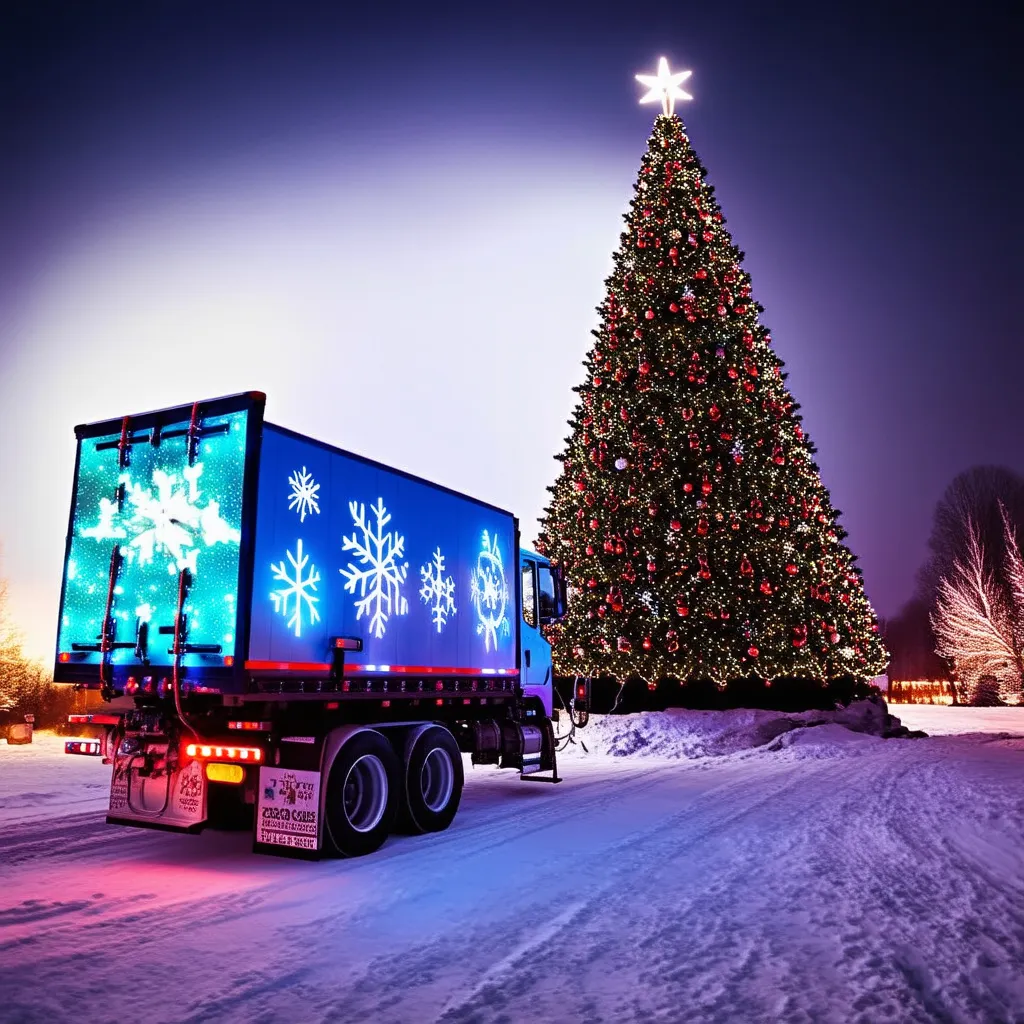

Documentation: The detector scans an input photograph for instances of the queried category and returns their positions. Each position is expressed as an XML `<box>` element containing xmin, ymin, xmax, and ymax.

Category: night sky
<box><xmin>1</xmin><ymin>1</ymin><xmax>1019</xmax><ymax>660</ymax></box>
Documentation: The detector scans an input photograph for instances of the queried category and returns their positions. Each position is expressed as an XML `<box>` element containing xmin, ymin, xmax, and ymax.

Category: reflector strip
<box><xmin>65</xmin><ymin>739</ymin><xmax>101</xmax><ymax>756</ymax></box>
<box><xmin>68</xmin><ymin>713</ymin><xmax>122</xmax><ymax>725</ymax></box>
<box><xmin>245</xmin><ymin>660</ymin><xmax>331</xmax><ymax>673</ymax></box>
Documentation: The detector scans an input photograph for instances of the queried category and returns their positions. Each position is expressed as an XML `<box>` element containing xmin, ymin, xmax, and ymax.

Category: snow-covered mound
<box><xmin>564</xmin><ymin>698</ymin><xmax>907</xmax><ymax>760</ymax></box>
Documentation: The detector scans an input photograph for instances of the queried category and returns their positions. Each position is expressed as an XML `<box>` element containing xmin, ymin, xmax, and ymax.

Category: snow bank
<box><xmin>0</xmin><ymin>731</ymin><xmax>109</xmax><ymax>824</ymax></box>
<box><xmin>891</xmin><ymin>704</ymin><xmax>1024</xmax><ymax>736</ymax></box>
<box><xmin>564</xmin><ymin>699</ymin><xmax>904</xmax><ymax>761</ymax></box>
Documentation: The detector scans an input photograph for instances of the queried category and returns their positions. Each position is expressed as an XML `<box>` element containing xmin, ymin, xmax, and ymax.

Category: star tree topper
<box><xmin>635</xmin><ymin>56</ymin><xmax>693</xmax><ymax>115</ymax></box>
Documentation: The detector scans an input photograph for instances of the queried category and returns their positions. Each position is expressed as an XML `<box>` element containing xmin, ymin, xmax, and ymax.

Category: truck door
<box><xmin>519</xmin><ymin>556</ymin><xmax>553</xmax><ymax>717</ymax></box>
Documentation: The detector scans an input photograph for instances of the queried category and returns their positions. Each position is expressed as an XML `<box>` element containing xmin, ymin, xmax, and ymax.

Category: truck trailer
<box><xmin>56</xmin><ymin>392</ymin><xmax>581</xmax><ymax>857</ymax></box>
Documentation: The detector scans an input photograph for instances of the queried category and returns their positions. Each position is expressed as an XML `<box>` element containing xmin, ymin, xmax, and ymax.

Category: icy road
<box><xmin>2</xmin><ymin>708</ymin><xmax>1024</xmax><ymax>1024</ymax></box>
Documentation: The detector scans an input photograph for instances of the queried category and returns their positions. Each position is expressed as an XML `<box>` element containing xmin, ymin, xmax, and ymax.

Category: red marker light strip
<box><xmin>243</xmin><ymin>661</ymin><xmax>518</xmax><ymax>677</ymax></box>
<box><xmin>185</xmin><ymin>744</ymin><xmax>263</xmax><ymax>762</ymax></box>
<box><xmin>227</xmin><ymin>720</ymin><xmax>272</xmax><ymax>731</ymax></box>
<box><xmin>345</xmin><ymin>664</ymin><xmax>519</xmax><ymax>677</ymax></box>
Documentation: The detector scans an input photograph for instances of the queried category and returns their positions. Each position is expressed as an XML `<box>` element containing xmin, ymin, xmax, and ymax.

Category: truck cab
<box><xmin>518</xmin><ymin>549</ymin><xmax>564</xmax><ymax>718</ymax></box>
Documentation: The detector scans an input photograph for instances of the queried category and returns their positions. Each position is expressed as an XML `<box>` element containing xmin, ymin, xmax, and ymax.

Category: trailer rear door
<box><xmin>54</xmin><ymin>394</ymin><xmax>263</xmax><ymax>690</ymax></box>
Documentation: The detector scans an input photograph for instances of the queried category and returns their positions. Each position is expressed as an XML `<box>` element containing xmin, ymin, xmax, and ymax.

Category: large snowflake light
<box><xmin>470</xmin><ymin>531</ymin><xmax>510</xmax><ymax>652</ymax></box>
<box><xmin>80</xmin><ymin>463</ymin><xmax>239</xmax><ymax>575</ymax></box>
<box><xmin>287</xmin><ymin>466</ymin><xmax>320</xmax><ymax>522</ymax></box>
<box><xmin>420</xmin><ymin>547</ymin><xmax>457</xmax><ymax>633</ymax></box>
<box><xmin>270</xmin><ymin>539</ymin><xmax>321</xmax><ymax>637</ymax></box>
<box><xmin>340</xmin><ymin>498</ymin><xmax>409</xmax><ymax>639</ymax></box>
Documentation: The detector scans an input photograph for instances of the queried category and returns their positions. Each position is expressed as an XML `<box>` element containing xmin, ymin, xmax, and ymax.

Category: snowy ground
<box><xmin>1</xmin><ymin>709</ymin><xmax>1023</xmax><ymax>1024</ymax></box>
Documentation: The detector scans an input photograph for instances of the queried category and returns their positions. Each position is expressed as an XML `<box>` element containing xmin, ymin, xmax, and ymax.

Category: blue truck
<box><xmin>56</xmin><ymin>392</ymin><xmax>578</xmax><ymax>857</ymax></box>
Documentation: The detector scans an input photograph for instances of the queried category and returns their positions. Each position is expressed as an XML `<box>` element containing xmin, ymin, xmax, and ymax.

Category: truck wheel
<box><xmin>324</xmin><ymin>731</ymin><xmax>399</xmax><ymax>857</ymax></box>
<box><xmin>400</xmin><ymin>725</ymin><xmax>464</xmax><ymax>834</ymax></box>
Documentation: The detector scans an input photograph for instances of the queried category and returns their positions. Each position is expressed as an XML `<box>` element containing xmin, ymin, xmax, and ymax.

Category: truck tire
<box><xmin>324</xmin><ymin>731</ymin><xmax>399</xmax><ymax>857</ymax></box>
<box><xmin>399</xmin><ymin>725</ymin><xmax>464</xmax><ymax>835</ymax></box>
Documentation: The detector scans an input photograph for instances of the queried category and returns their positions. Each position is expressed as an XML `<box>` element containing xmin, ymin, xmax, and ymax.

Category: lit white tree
<box><xmin>932</xmin><ymin>506</ymin><xmax>1024</xmax><ymax>704</ymax></box>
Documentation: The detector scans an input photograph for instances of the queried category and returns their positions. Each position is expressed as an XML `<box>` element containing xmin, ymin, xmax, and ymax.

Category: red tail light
<box><xmin>184</xmin><ymin>743</ymin><xmax>263</xmax><ymax>763</ymax></box>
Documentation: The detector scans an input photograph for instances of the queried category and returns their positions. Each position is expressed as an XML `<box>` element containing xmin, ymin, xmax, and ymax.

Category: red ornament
<box><xmin>597</xmin><ymin>606</ymin><xmax>606</xmax><ymax>618</ymax></box>
<box><xmin>671</xmin><ymin>519</ymin><xmax>682</xmax><ymax>531</ymax></box>
<box><xmin>590</xmin><ymin>518</ymin><xmax>600</xmax><ymax>531</ymax></box>
<box><xmin>779</xmin><ymin>517</ymin><xmax>789</xmax><ymax>528</ymax></box>
<box><xmin>681</xmin><ymin>407</ymin><xmax>694</xmax><ymax>421</ymax></box>
<box><xmin>639</xmin><ymin>361</ymin><xmax>651</xmax><ymax>376</ymax></box>
<box><xmin>740</xmin><ymin>557</ymin><xmax>753</xmax><ymax>577</ymax></box>
<box><xmin>697</xmin><ymin>518</ymin><xmax>709</xmax><ymax>535</ymax></box>
<box><xmin>647</xmin><ymin>561</ymin><xmax>657</xmax><ymax>572</ymax></box>
<box><xmin>683</xmin><ymin>482</ymin><xmax>693</xmax><ymax>493</ymax></box>
<box><xmin>695</xmin><ymin>268</ymin><xmax>708</xmax><ymax>280</ymax></box>
<box><xmin>587</xmin><ymin>578</ymin><xmax>597</xmax><ymax>589</ymax></box>
<box><xmin>620</xmin><ymin>407</ymin><xmax>629</xmax><ymax>422</ymax></box>
<box><xmin>676</xmin><ymin>604</ymin><xmax>690</xmax><ymax>617</ymax></box>
<box><xmin>708</xmin><ymin>404</ymin><xmax>721</xmax><ymax>421</ymax></box>
<box><xmin>669</xmin><ymin>302</ymin><xmax>680</xmax><ymax>313</ymax></box>
<box><xmin>585</xmin><ymin>545</ymin><xmax>595</xmax><ymax>555</ymax></box>
<box><xmin>642</xmin><ymin>637</ymin><xmax>652</xmax><ymax>651</ymax></box>
<box><xmin>645</xmin><ymin>309</ymin><xmax>655</xmax><ymax>320</ymax></box>
<box><xmin>759</xmin><ymin>579</ymin><xmax>772</xmax><ymax>595</ymax></box>
<box><xmin>785</xmin><ymin>563</ymin><xmax>798</xmax><ymax>575</ymax></box>
<box><xmin>617</xmin><ymin>637</ymin><xmax>632</xmax><ymax>653</ymax></box>
<box><xmin>648</xmin><ymin>502</ymin><xmax>658</xmax><ymax>516</ymax></box>
<box><xmin>701</xmin><ymin>477</ymin><xmax>713</xmax><ymax>495</ymax></box>
<box><xmin>632</xmin><ymin>525</ymin><xmax>642</xmax><ymax>537</ymax></box>
<box><xmin>574</xmin><ymin>479</ymin><xmax>586</xmax><ymax>491</ymax></box>
<box><xmin>748</xmin><ymin>646</ymin><xmax>759</xmax><ymax>658</ymax></box>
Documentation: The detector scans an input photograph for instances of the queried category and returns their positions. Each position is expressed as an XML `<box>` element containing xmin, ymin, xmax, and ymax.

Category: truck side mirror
<box><xmin>538</xmin><ymin>564</ymin><xmax>568</xmax><ymax>625</ymax></box>
<box><xmin>553</xmin><ymin>565</ymin><xmax>567</xmax><ymax>620</ymax></box>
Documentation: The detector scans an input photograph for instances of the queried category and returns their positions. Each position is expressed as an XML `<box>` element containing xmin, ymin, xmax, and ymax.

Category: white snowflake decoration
<box><xmin>80</xmin><ymin>463</ymin><xmax>239</xmax><ymax>575</ymax></box>
<box><xmin>470</xmin><ymin>531</ymin><xmax>510</xmax><ymax>652</ymax></box>
<box><xmin>420</xmin><ymin>547</ymin><xmax>457</xmax><ymax>633</ymax></box>
<box><xmin>340</xmin><ymin>498</ymin><xmax>409</xmax><ymax>639</ymax></box>
<box><xmin>287</xmin><ymin>466</ymin><xmax>320</xmax><ymax>522</ymax></box>
<box><xmin>732</xmin><ymin>440</ymin><xmax>745</xmax><ymax>459</ymax></box>
<box><xmin>270</xmin><ymin>539</ymin><xmax>321</xmax><ymax>638</ymax></box>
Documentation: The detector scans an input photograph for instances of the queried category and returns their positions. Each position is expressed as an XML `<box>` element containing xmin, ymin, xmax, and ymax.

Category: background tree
<box><xmin>539</xmin><ymin>107</ymin><xmax>887</xmax><ymax>687</ymax></box>
<box><xmin>931</xmin><ymin>505</ymin><xmax>1024</xmax><ymax>704</ymax></box>
<box><xmin>1</xmin><ymin>562</ymin><xmax>78</xmax><ymax>729</ymax></box>
<box><xmin>916</xmin><ymin>466</ymin><xmax>1024</xmax><ymax>605</ymax></box>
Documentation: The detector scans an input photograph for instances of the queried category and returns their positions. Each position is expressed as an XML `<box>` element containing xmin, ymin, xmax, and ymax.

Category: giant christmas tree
<box><xmin>538</xmin><ymin>60</ymin><xmax>887</xmax><ymax>686</ymax></box>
